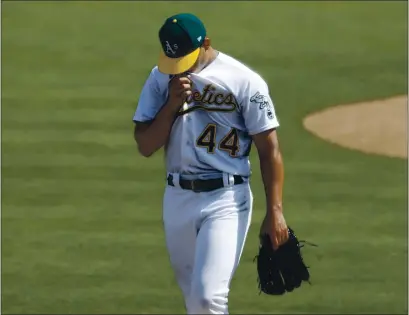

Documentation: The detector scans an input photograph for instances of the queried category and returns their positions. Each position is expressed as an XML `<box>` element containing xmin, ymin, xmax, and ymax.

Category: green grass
<box><xmin>2</xmin><ymin>1</ymin><xmax>407</xmax><ymax>314</ymax></box>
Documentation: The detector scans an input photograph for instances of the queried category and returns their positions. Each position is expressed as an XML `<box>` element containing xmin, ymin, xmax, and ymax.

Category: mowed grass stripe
<box><xmin>2</xmin><ymin>130</ymin><xmax>134</xmax><ymax>146</ymax></box>
<box><xmin>2</xmin><ymin>142</ymin><xmax>134</xmax><ymax>156</ymax></box>
<box><xmin>2</xmin><ymin>1</ymin><xmax>407</xmax><ymax>314</ymax></box>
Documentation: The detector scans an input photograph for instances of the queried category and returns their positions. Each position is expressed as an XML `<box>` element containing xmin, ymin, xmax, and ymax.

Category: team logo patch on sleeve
<box><xmin>250</xmin><ymin>92</ymin><xmax>274</xmax><ymax>119</ymax></box>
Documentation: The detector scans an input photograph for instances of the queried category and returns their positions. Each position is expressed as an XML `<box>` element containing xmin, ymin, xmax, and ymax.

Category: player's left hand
<box><xmin>259</xmin><ymin>210</ymin><xmax>289</xmax><ymax>250</ymax></box>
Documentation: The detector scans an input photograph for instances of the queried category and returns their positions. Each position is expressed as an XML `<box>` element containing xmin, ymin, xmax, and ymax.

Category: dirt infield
<box><xmin>303</xmin><ymin>95</ymin><xmax>408</xmax><ymax>159</ymax></box>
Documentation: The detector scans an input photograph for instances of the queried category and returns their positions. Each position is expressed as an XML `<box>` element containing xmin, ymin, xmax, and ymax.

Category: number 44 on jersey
<box><xmin>196</xmin><ymin>123</ymin><xmax>240</xmax><ymax>157</ymax></box>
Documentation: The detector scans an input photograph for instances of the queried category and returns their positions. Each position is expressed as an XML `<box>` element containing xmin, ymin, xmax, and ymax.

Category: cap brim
<box><xmin>158</xmin><ymin>48</ymin><xmax>200</xmax><ymax>75</ymax></box>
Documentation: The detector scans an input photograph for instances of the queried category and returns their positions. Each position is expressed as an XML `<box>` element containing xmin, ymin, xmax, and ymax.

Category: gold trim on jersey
<box><xmin>218</xmin><ymin>128</ymin><xmax>240</xmax><ymax>157</ymax></box>
<box><xmin>196</xmin><ymin>123</ymin><xmax>217</xmax><ymax>154</ymax></box>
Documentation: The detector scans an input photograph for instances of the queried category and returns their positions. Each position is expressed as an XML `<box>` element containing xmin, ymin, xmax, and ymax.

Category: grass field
<box><xmin>2</xmin><ymin>1</ymin><xmax>408</xmax><ymax>314</ymax></box>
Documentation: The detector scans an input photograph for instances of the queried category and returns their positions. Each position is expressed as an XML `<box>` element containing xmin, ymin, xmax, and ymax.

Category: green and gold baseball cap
<box><xmin>158</xmin><ymin>13</ymin><xmax>206</xmax><ymax>75</ymax></box>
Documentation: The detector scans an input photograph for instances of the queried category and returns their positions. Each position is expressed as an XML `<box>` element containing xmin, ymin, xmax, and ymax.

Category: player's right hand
<box><xmin>260</xmin><ymin>210</ymin><xmax>289</xmax><ymax>251</ymax></box>
<box><xmin>167</xmin><ymin>75</ymin><xmax>192</xmax><ymax>109</ymax></box>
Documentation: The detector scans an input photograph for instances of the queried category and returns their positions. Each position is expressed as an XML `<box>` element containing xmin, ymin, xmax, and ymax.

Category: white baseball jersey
<box><xmin>133</xmin><ymin>52</ymin><xmax>279</xmax><ymax>178</ymax></box>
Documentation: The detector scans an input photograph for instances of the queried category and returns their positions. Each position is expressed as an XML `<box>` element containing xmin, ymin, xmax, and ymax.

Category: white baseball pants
<box><xmin>163</xmin><ymin>174</ymin><xmax>253</xmax><ymax>314</ymax></box>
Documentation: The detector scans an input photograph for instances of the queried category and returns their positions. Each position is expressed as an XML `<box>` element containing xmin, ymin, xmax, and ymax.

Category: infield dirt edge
<box><xmin>302</xmin><ymin>95</ymin><xmax>408</xmax><ymax>159</ymax></box>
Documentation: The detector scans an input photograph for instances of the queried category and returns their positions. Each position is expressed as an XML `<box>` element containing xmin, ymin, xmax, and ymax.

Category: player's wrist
<box><xmin>266</xmin><ymin>203</ymin><xmax>283</xmax><ymax>215</ymax></box>
<box><xmin>163</xmin><ymin>99</ymin><xmax>182</xmax><ymax>116</ymax></box>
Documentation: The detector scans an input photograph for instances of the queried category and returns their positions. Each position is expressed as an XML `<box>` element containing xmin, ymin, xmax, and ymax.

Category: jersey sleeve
<box><xmin>241</xmin><ymin>76</ymin><xmax>280</xmax><ymax>135</ymax></box>
<box><xmin>133</xmin><ymin>69</ymin><xmax>164</xmax><ymax>123</ymax></box>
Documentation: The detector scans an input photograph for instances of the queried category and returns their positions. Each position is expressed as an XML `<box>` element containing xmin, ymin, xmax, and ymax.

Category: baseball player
<box><xmin>133</xmin><ymin>13</ymin><xmax>289</xmax><ymax>314</ymax></box>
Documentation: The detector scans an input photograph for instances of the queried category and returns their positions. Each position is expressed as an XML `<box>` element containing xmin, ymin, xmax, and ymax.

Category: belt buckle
<box><xmin>190</xmin><ymin>180</ymin><xmax>196</xmax><ymax>192</ymax></box>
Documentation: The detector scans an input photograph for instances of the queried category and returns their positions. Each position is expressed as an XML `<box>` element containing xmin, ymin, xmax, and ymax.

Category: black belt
<box><xmin>167</xmin><ymin>174</ymin><xmax>244</xmax><ymax>193</ymax></box>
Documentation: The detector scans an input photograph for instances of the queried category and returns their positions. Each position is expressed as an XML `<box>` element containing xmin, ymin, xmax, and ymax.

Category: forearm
<box><xmin>259</xmin><ymin>146</ymin><xmax>284</xmax><ymax>215</ymax></box>
<box><xmin>135</xmin><ymin>103</ymin><xmax>179</xmax><ymax>157</ymax></box>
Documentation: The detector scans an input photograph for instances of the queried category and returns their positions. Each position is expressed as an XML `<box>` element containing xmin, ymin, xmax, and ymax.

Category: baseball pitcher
<box><xmin>133</xmin><ymin>13</ymin><xmax>292</xmax><ymax>314</ymax></box>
